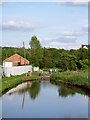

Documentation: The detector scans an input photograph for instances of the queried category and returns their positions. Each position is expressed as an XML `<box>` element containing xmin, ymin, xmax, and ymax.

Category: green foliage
<box><xmin>29</xmin><ymin>36</ymin><xmax>43</xmax><ymax>67</ymax></box>
<box><xmin>42</xmin><ymin>48</ymin><xmax>54</xmax><ymax>68</ymax></box>
<box><xmin>2</xmin><ymin>36</ymin><xmax>88</xmax><ymax>71</ymax></box>
<box><xmin>50</xmin><ymin>71</ymin><xmax>89</xmax><ymax>86</ymax></box>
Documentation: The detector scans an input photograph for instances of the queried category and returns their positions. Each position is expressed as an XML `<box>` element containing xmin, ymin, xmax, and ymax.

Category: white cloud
<box><xmin>40</xmin><ymin>23</ymin><xmax>88</xmax><ymax>49</ymax></box>
<box><xmin>56</xmin><ymin>0</ymin><xmax>89</xmax><ymax>7</ymax></box>
<box><xmin>43</xmin><ymin>24</ymin><xmax>88</xmax><ymax>49</ymax></box>
<box><xmin>63</xmin><ymin>31</ymin><xmax>87</xmax><ymax>37</ymax></box>
<box><xmin>0</xmin><ymin>0</ymin><xmax>89</xmax><ymax>6</ymax></box>
<box><xmin>57</xmin><ymin>2</ymin><xmax>88</xmax><ymax>6</ymax></box>
<box><xmin>49</xmin><ymin>41</ymin><xmax>81</xmax><ymax>49</ymax></box>
<box><xmin>64</xmin><ymin>35</ymin><xmax>76</xmax><ymax>39</ymax></box>
<box><xmin>83</xmin><ymin>24</ymin><xmax>90</xmax><ymax>30</ymax></box>
<box><xmin>40</xmin><ymin>35</ymin><xmax>77</xmax><ymax>44</ymax></box>
<box><xmin>52</xmin><ymin>36</ymin><xmax>77</xmax><ymax>43</ymax></box>
<box><xmin>41</xmin><ymin>37</ymin><xmax>53</xmax><ymax>42</ymax></box>
<box><xmin>1</xmin><ymin>21</ymin><xmax>41</xmax><ymax>31</ymax></box>
<box><xmin>50</xmin><ymin>24</ymin><xmax>88</xmax><ymax>40</ymax></box>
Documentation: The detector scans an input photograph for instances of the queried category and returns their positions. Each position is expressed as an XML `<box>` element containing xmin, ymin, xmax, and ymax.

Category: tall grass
<box><xmin>50</xmin><ymin>71</ymin><xmax>89</xmax><ymax>86</ymax></box>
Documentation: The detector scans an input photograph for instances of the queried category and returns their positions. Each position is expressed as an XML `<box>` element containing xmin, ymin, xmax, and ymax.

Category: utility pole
<box><xmin>6</xmin><ymin>52</ymin><xmax>7</xmax><ymax>58</ymax></box>
<box><xmin>23</xmin><ymin>41</ymin><xmax>26</xmax><ymax>65</ymax></box>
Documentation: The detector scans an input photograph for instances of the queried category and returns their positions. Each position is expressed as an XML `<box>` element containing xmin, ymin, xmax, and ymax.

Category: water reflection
<box><xmin>58</xmin><ymin>86</ymin><xmax>75</xmax><ymax>98</ymax></box>
<box><xmin>51</xmin><ymin>82</ymin><xmax>90</xmax><ymax>97</ymax></box>
<box><xmin>27</xmin><ymin>81</ymin><xmax>40</xmax><ymax>99</ymax></box>
<box><xmin>8</xmin><ymin>81</ymin><xmax>40</xmax><ymax>100</ymax></box>
<box><xmin>7</xmin><ymin>81</ymin><xmax>40</xmax><ymax>109</ymax></box>
<box><xmin>8</xmin><ymin>80</ymin><xmax>90</xmax><ymax>100</ymax></box>
<box><xmin>7</xmin><ymin>80</ymin><xmax>90</xmax><ymax>109</ymax></box>
<box><xmin>2</xmin><ymin>80</ymin><xmax>88</xmax><ymax>118</ymax></box>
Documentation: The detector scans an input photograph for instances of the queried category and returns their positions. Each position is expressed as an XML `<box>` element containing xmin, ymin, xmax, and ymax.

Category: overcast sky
<box><xmin>0</xmin><ymin>1</ymin><xmax>88</xmax><ymax>49</ymax></box>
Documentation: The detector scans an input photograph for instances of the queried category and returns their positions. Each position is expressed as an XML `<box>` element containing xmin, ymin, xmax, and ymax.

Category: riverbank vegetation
<box><xmin>50</xmin><ymin>70</ymin><xmax>89</xmax><ymax>90</ymax></box>
<box><xmin>0</xmin><ymin>74</ymin><xmax>39</xmax><ymax>94</ymax></box>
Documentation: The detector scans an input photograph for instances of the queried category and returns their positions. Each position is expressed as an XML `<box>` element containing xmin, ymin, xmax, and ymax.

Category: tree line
<box><xmin>2</xmin><ymin>36</ymin><xmax>88</xmax><ymax>71</ymax></box>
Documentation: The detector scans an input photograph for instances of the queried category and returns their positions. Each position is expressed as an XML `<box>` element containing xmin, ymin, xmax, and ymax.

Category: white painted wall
<box><xmin>33</xmin><ymin>67</ymin><xmax>39</xmax><ymax>72</ymax></box>
<box><xmin>83</xmin><ymin>46</ymin><xmax>88</xmax><ymax>49</ymax></box>
<box><xmin>3</xmin><ymin>62</ymin><xmax>12</xmax><ymax>67</ymax></box>
<box><xmin>3</xmin><ymin>65</ymin><xmax>32</xmax><ymax>77</ymax></box>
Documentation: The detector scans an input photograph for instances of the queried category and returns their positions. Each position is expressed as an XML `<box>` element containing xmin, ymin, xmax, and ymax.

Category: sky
<box><xmin>0</xmin><ymin>1</ymin><xmax>88</xmax><ymax>49</ymax></box>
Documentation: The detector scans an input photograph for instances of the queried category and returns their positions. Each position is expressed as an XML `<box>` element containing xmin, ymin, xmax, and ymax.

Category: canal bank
<box><xmin>1</xmin><ymin>70</ymin><xmax>89</xmax><ymax>96</ymax></box>
<box><xmin>50</xmin><ymin>71</ymin><xmax>90</xmax><ymax>91</ymax></box>
<box><xmin>1</xmin><ymin>73</ymin><xmax>40</xmax><ymax>95</ymax></box>
<box><xmin>1</xmin><ymin>73</ymin><xmax>50</xmax><ymax>95</ymax></box>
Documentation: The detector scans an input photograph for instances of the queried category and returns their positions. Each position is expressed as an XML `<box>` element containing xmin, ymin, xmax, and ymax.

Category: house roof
<box><xmin>3</xmin><ymin>53</ymin><xmax>29</xmax><ymax>63</ymax></box>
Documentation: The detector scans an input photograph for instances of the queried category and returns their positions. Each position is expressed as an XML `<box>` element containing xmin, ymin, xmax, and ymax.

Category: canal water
<box><xmin>1</xmin><ymin>80</ymin><xmax>89</xmax><ymax>118</ymax></box>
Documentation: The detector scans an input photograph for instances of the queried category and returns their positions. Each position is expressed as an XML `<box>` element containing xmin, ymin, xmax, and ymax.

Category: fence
<box><xmin>3</xmin><ymin>65</ymin><xmax>32</xmax><ymax>77</ymax></box>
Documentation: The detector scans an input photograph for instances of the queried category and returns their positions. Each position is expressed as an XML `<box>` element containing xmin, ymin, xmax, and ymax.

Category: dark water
<box><xmin>1</xmin><ymin>80</ymin><xmax>89</xmax><ymax>118</ymax></box>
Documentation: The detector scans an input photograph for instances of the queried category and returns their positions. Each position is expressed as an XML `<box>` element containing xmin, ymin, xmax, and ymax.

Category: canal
<box><xmin>1</xmin><ymin>80</ymin><xmax>89</xmax><ymax>118</ymax></box>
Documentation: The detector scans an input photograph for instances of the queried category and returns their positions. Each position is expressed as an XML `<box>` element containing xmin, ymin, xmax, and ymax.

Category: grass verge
<box><xmin>50</xmin><ymin>71</ymin><xmax>90</xmax><ymax>90</ymax></box>
<box><xmin>0</xmin><ymin>74</ymin><xmax>39</xmax><ymax>95</ymax></box>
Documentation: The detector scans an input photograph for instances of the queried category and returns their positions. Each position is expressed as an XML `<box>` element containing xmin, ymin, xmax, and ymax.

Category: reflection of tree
<box><xmin>17</xmin><ymin>81</ymin><xmax>40</xmax><ymax>109</ymax></box>
<box><xmin>28</xmin><ymin>81</ymin><xmax>40</xmax><ymax>99</ymax></box>
<box><xmin>51</xmin><ymin>80</ymin><xmax>90</xmax><ymax>97</ymax></box>
<box><xmin>58</xmin><ymin>85</ymin><xmax>75</xmax><ymax>98</ymax></box>
<box><xmin>58</xmin><ymin>83</ymin><xmax>90</xmax><ymax>97</ymax></box>
<box><xmin>18</xmin><ymin>81</ymin><xmax>40</xmax><ymax>100</ymax></box>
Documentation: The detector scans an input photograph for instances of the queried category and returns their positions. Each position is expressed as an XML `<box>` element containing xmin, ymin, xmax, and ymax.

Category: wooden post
<box><xmin>23</xmin><ymin>41</ymin><xmax>26</xmax><ymax>65</ymax></box>
<box><xmin>30</xmin><ymin>71</ymin><xmax>32</xmax><ymax>76</ymax></box>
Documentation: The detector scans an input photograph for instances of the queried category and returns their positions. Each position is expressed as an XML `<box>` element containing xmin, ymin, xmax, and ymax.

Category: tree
<box><xmin>42</xmin><ymin>48</ymin><xmax>54</xmax><ymax>68</ymax></box>
<box><xmin>68</xmin><ymin>55</ymin><xmax>77</xmax><ymax>71</ymax></box>
<box><xmin>77</xmin><ymin>48</ymin><xmax>88</xmax><ymax>60</ymax></box>
<box><xmin>29</xmin><ymin>36</ymin><xmax>43</xmax><ymax>67</ymax></box>
<box><xmin>58</xmin><ymin>53</ymin><xmax>69</xmax><ymax>71</ymax></box>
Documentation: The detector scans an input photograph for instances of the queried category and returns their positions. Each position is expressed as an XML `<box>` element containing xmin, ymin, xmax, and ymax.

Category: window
<box><xmin>14</xmin><ymin>62</ymin><xmax>18</xmax><ymax>66</ymax></box>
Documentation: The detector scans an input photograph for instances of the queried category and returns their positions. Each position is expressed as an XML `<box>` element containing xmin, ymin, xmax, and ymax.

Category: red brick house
<box><xmin>3</xmin><ymin>53</ymin><xmax>29</xmax><ymax>67</ymax></box>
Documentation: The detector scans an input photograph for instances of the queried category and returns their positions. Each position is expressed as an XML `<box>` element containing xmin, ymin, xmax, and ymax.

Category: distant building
<box><xmin>3</xmin><ymin>53</ymin><xmax>29</xmax><ymax>67</ymax></box>
<box><xmin>81</xmin><ymin>45</ymin><xmax>88</xmax><ymax>49</ymax></box>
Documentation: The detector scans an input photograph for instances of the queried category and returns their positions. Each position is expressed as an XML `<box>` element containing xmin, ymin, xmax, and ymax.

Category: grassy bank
<box><xmin>50</xmin><ymin>71</ymin><xmax>90</xmax><ymax>90</ymax></box>
<box><xmin>0</xmin><ymin>73</ymin><xmax>39</xmax><ymax>94</ymax></box>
